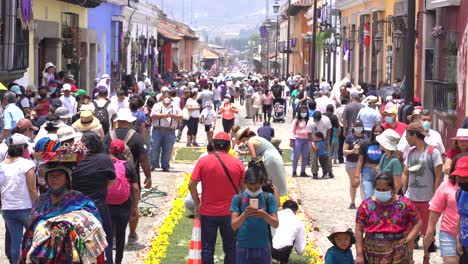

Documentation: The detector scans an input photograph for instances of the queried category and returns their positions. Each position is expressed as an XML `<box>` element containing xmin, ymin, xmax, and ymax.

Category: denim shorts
<box><xmin>439</xmin><ymin>231</ymin><xmax>458</xmax><ymax>257</ymax></box>
<box><xmin>345</xmin><ymin>161</ymin><xmax>357</xmax><ymax>170</ymax></box>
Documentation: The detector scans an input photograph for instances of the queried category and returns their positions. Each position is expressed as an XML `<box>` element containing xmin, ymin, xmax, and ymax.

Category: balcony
<box><xmin>426</xmin><ymin>0</ymin><xmax>460</xmax><ymax>9</ymax></box>
<box><xmin>432</xmin><ymin>80</ymin><xmax>456</xmax><ymax>115</ymax></box>
<box><xmin>58</xmin><ymin>0</ymin><xmax>102</xmax><ymax>8</ymax></box>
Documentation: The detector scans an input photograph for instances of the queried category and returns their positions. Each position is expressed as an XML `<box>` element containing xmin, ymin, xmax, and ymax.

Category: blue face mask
<box><xmin>48</xmin><ymin>184</ymin><xmax>67</xmax><ymax>196</ymax></box>
<box><xmin>385</xmin><ymin>116</ymin><xmax>394</xmax><ymax>124</ymax></box>
<box><xmin>300</xmin><ymin>113</ymin><xmax>307</xmax><ymax>118</ymax></box>
<box><xmin>374</xmin><ymin>190</ymin><xmax>392</xmax><ymax>202</ymax></box>
<box><xmin>421</xmin><ymin>121</ymin><xmax>431</xmax><ymax>131</ymax></box>
<box><xmin>245</xmin><ymin>188</ymin><xmax>263</xmax><ymax>197</ymax></box>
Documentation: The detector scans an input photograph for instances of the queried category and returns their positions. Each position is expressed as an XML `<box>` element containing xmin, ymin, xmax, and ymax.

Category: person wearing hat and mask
<box><xmin>20</xmin><ymin>84</ymin><xmax>38</xmax><ymax>118</ymax></box>
<box><xmin>150</xmin><ymin>90</ymin><xmax>182</xmax><ymax>172</ymax></box>
<box><xmin>20</xmin><ymin>163</ymin><xmax>106</xmax><ymax>263</ymax></box>
<box><xmin>402</xmin><ymin>122</ymin><xmax>444</xmax><ymax>254</ymax></box>
<box><xmin>10</xmin><ymin>85</ymin><xmax>24</xmax><ymax>107</ymax></box>
<box><xmin>41</xmin><ymin>62</ymin><xmax>56</xmax><ymax>87</ymax></box>
<box><xmin>342</xmin><ymin>93</ymin><xmax>365</xmax><ymax>137</ymax></box>
<box><xmin>200</xmin><ymin>101</ymin><xmax>217</xmax><ymax>141</ymax></box>
<box><xmin>0</xmin><ymin>91</ymin><xmax>25</xmax><ymax>142</ymax></box>
<box><xmin>356</xmin><ymin>96</ymin><xmax>381</xmax><ymax>137</ymax></box>
<box><xmin>376</xmin><ymin>129</ymin><xmax>403</xmax><ymax>193</ymax></box>
<box><xmin>56</xmin><ymin>126</ymin><xmax>81</xmax><ymax>144</ymax></box>
<box><xmin>34</xmin><ymin>86</ymin><xmax>52</xmax><ymax>118</ymax></box>
<box><xmin>444</xmin><ymin>128</ymin><xmax>468</xmax><ymax>175</ymax></box>
<box><xmin>189</xmin><ymin>131</ymin><xmax>245</xmax><ymax>264</ymax></box>
<box><xmin>271</xmin><ymin>200</ymin><xmax>306</xmax><ymax>263</ymax></box>
<box><xmin>72</xmin><ymin>110</ymin><xmax>104</xmax><ymax>138</ymax></box>
<box><xmin>452</xmin><ymin>156</ymin><xmax>468</xmax><ymax>263</ymax></box>
<box><xmin>54</xmin><ymin>106</ymin><xmax>73</xmax><ymax>125</ymax></box>
<box><xmin>382</xmin><ymin>105</ymin><xmax>407</xmax><ymax>136</ymax></box>
<box><xmin>236</xmin><ymin>127</ymin><xmax>287</xmax><ymax>196</ymax></box>
<box><xmin>34</xmin><ymin>114</ymin><xmax>68</xmax><ymax>143</ymax></box>
<box><xmin>59</xmin><ymin>83</ymin><xmax>77</xmax><ymax>116</ymax></box>
<box><xmin>398</xmin><ymin>109</ymin><xmax>445</xmax><ymax>159</ymax></box>
<box><xmin>0</xmin><ymin>134</ymin><xmax>37</xmax><ymax>264</ymax></box>
<box><xmin>355</xmin><ymin>171</ymin><xmax>422</xmax><ymax>264</ymax></box>
<box><xmin>325</xmin><ymin>223</ymin><xmax>355</xmax><ymax>263</ymax></box>
<box><xmin>103</xmin><ymin>108</ymin><xmax>152</xmax><ymax>245</ymax></box>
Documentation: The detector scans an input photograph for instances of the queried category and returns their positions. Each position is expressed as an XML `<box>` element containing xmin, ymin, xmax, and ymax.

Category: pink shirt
<box><xmin>429</xmin><ymin>179</ymin><xmax>460</xmax><ymax>237</ymax></box>
<box><xmin>263</xmin><ymin>94</ymin><xmax>272</xmax><ymax>105</ymax></box>
<box><xmin>291</xmin><ymin>119</ymin><xmax>309</xmax><ymax>139</ymax></box>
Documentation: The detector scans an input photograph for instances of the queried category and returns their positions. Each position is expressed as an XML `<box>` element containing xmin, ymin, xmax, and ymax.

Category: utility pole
<box><xmin>311</xmin><ymin>0</ymin><xmax>318</xmax><ymax>83</ymax></box>
<box><xmin>405</xmin><ymin>0</ymin><xmax>415</xmax><ymax>104</ymax></box>
<box><xmin>286</xmin><ymin>0</ymin><xmax>291</xmax><ymax>77</ymax></box>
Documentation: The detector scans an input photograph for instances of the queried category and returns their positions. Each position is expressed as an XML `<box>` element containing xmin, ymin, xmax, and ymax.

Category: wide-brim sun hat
<box><xmin>74</xmin><ymin>111</ymin><xmax>100</xmax><ymax>131</ymax></box>
<box><xmin>452</xmin><ymin>128</ymin><xmax>468</xmax><ymax>141</ymax></box>
<box><xmin>114</xmin><ymin>109</ymin><xmax>137</xmax><ymax>123</ymax></box>
<box><xmin>57</xmin><ymin>126</ymin><xmax>82</xmax><ymax>142</ymax></box>
<box><xmin>376</xmin><ymin>129</ymin><xmax>401</xmax><ymax>151</ymax></box>
<box><xmin>327</xmin><ymin>223</ymin><xmax>356</xmax><ymax>245</ymax></box>
<box><xmin>43</xmin><ymin>62</ymin><xmax>56</xmax><ymax>73</ymax></box>
<box><xmin>236</xmin><ymin>127</ymin><xmax>250</xmax><ymax>140</ymax></box>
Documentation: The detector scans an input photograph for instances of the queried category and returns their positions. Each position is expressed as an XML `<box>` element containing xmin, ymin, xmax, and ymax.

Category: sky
<box><xmin>146</xmin><ymin>0</ymin><xmax>279</xmax><ymax>38</ymax></box>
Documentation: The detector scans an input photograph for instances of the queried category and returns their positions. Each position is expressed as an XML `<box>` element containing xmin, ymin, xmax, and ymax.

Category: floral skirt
<box><xmin>364</xmin><ymin>233</ymin><xmax>408</xmax><ymax>264</ymax></box>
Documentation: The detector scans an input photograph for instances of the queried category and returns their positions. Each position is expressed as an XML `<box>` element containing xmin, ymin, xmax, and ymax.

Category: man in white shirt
<box><xmin>111</xmin><ymin>90</ymin><xmax>129</xmax><ymax>112</ymax></box>
<box><xmin>307</xmin><ymin>111</ymin><xmax>332</xmax><ymax>178</ymax></box>
<box><xmin>397</xmin><ymin>109</ymin><xmax>445</xmax><ymax>159</ymax></box>
<box><xmin>272</xmin><ymin>200</ymin><xmax>306</xmax><ymax>263</ymax></box>
<box><xmin>315</xmin><ymin>91</ymin><xmax>335</xmax><ymax>114</ymax></box>
<box><xmin>357</xmin><ymin>95</ymin><xmax>381</xmax><ymax>137</ymax></box>
<box><xmin>59</xmin><ymin>84</ymin><xmax>77</xmax><ymax>116</ymax></box>
<box><xmin>143</xmin><ymin>73</ymin><xmax>152</xmax><ymax>93</ymax></box>
<box><xmin>319</xmin><ymin>78</ymin><xmax>331</xmax><ymax>95</ymax></box>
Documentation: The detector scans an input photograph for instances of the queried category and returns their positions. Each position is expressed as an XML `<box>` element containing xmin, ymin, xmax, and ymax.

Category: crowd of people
<box><xmin>0</xmin><ymin>62</ymin><xmax>467</xmax><ymax>264</ymax></box>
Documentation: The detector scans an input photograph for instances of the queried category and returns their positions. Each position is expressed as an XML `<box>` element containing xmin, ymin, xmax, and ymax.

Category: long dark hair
<box><xmin>81</xmin><ymin>131</ymin><xmax>104</xmax><ymax>154</ymax></box>
<box><xmin>369</xmin><ymin>124</ymin><xmax>385</xmax><ymax>143</ymax></box>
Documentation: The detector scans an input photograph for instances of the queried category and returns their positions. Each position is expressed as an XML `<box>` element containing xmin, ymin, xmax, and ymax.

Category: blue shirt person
<box><xmin>1</xmin><ymin>91</ymin><xmax>25</xmax><ymax>142</ymax></box>
<box><xmin>231</xmin><ymin>167</ymin><xmax>278</xmax><ymax>264</ymax></box>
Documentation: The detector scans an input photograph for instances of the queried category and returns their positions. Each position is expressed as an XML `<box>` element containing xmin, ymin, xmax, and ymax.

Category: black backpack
<box><xmin>93</xmin><ymin>100</ymin><xmax>111</xmax><ymax>134</ymax></box>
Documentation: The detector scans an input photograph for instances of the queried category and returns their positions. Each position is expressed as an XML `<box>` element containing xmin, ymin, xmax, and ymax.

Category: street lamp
<box><xmin>335</xmin><ymin>33</ymin><xmax>341</xmax><ymax>47</ymax></box>
<box><xmin>373</xmin><ymin>32</ymin><xmax>383</xmax><ymax>54</ymax></box>
<box><xmin>393</xmin><ymin>29</ymin><xmax>403</xmax><ymax>51</ymax></box>
<box><xmin>273</xmin><ymin>1</ymin><xmax>280</xmax><ymax>13</ymax></box>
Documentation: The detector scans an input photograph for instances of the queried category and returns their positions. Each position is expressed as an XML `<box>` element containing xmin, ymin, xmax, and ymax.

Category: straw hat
<box><xmin>236</xmin><ymin>127</ymin><xmax>250</xmax><ymax>140</ymax></box>
<box><xmin>376</xmin><ymin>129</ymin><xmax>401</xmax><ymax>151</ymax></box>
<box><xmin>452</xmin><ymin>128</ymin><xmax>468</xmax><ymax>141</ymax></box>
<box><xmin>73</xmin><ymin>111</ymin><xmax>101</xmax><ymax>131</ymax></box>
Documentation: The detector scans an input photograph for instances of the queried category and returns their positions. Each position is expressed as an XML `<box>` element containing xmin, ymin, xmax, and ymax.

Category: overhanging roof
<box><xmin>58</xmin><ymin>0</ymin><xmax>102</xmax><ymax>8</ymax></box>
<box><xmin>202</xmin><ymin>49</ymin><xmax>219</xmax><ymax>59</ymax></box>
<box><xmin>158</xmin><ymin>27</ymin><xmax>183</xmax><ymax>41</ymax></box>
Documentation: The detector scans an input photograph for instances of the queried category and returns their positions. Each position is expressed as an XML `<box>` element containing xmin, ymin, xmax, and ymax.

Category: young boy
<box><xmin>325</xmin><ymin>223</ymin><xmax>355</xmax><ymax>263</ymax></box>
<box><xmin>200</xmin><ymin>101</ymin><xmax>217</xmax><ymax>141</ymax></box>
<box><xmin>312</xmin><ymin>132</ymin><xmax>330</xmax><ymax>179</ymax></box>
<box><xmin>231</xmin><ymin>166</ymin><xmax>279</xmax><ymax>263</ymax></box>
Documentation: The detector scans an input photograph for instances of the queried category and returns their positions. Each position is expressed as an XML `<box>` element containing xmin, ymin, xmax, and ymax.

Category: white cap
<box><xmin>101</xmin><ymin>74</ymin><xmax>110</xmax><ymax>79</ymax></box>
<box><xmin>62</xmin><ymin>83</ymin><xmax>72</xmax><ymax>91</ymax></box>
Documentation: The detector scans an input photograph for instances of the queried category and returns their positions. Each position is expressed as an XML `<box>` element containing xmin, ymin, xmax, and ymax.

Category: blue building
<box><xmin>88</xmin><ymin>2</ymin><xmax>122</xmax><ymax>90</ymax></box>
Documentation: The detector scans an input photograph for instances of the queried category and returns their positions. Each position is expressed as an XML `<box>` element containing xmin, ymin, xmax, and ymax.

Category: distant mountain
<box><xmin>148</xmin><ymin>0</ymin><xmax>275</xmax><ymax>38</ymax></box>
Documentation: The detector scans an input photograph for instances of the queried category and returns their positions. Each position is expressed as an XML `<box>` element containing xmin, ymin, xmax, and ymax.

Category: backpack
<box><xmin>107</xmin><ymin>157</ymin><xmax>131</xmax><ymax>205</ymax></box>
<box><xmin>110</xmin><ymin>129</ymin><xmax>136</xmax><ymax>167</ymax></box>
<box><xmin>93</xmin><ymin>100</ymin><xmax>111</xmax><ymax>134</ymax></box>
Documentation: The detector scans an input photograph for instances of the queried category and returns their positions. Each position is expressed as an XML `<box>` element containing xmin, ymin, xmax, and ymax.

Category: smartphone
<box><xmin>249</xmin><ymin>198</ymin><xmax>259</xmax><ymax>209</ymax></box>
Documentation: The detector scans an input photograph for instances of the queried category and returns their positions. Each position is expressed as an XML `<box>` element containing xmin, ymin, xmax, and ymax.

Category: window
<box><xmin>13</xmin><ymin>18</ymin><xmax>29</xmax><ymax>70</ymax></box>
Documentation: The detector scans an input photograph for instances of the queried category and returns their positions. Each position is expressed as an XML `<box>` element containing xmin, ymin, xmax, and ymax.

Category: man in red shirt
<box><xmin>189</xmin><ymin>132</ymin><xmax>245</xmax><ymax>264</ymax></box>
<box><xmin>382</xmin><ymin>106</ymin><xmax>407</xmax><ymax>136</ymax></box>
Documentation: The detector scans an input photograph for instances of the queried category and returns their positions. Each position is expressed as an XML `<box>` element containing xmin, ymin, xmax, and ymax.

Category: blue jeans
<box><xmin>236</xmin><ymin>247</ymin><xmax>271</xmax><ymax>264</ymax></box>
<box><xmin>150</xmin><ymin>127</ymin><xmax>176</xmax><ymax>170</ymax></box>
<box><xmin>292</xmin><ymin>138</ymin><xmax>310</xmax><ymax>173</ymax></box>
<box><xmin>200</xmin><ymin>215</ymin><xmax>236</xmax><ymax>264</ymax></box>
<box><xmin>2</xmin><ymin>209</ymin><xmax>30</xmax><ymax>264</ymax></box>
<box><xmin>330</xmin><ymin>140</ymin><xmax>339</xmax><ymax>160</ymax></box>
<box><xmin>361</xmin><ymin>166</ymin><xmax>376</xmax><ymax>199</ymax></box>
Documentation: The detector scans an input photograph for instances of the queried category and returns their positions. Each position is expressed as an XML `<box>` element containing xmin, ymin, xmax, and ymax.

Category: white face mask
<box><xmin>163</xmin><ymin>98</ymin><xmax>171</xmax><ymax>104</ymax></box>
<box><xmin>245</xmin><ymin>188</ymin><xmax>262</xmax><ymax>197</ymax></box>
<box><xmin>224</xmin><ymin>99</ymin><xmax>230</xmax><ymax>103</ymax></box>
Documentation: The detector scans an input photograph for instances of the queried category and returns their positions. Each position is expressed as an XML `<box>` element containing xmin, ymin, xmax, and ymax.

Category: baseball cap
<box><xmin>26</xmin><ymin>84</ymin><xmax>38</xmax><ymax>92</ymax></box>
<box><xmin>384</xmin><ymin>105</ymin><xmax>398</xmax><ymax>115</ymax></box>
<box><xmin>16</xmin><ymin>118</ymin><xmax>38</xmax><ymax>131</ymax></box>
<box><xmin>51</xmin><ymin>98</ymin><xmax>62</xmax><ymax>108</ymax></box>
<box><xmin>451</xmin><ymin>156</ymin><xmax>468</xmax><ymax>177</ymax></box>
<box><xmin>406</xmin><ymin>122</ymin><xmax>429</xmax><ymax>137</ymax></box>
<box><xmin>110</xmin><ymin>139</ymin><xmax>126</xmax><ymax>155</ymax></box>
<box><xmin>62</xmin><ymin>83</ymin><xmax>72</xmax><ymax>91</ymax></box>
<box><xmin>9</xmin><ymin>133</ymin><xmax>31</xmax><ymax>146</ymax></box>
<box><xmin>55</xmin><ymin>107</ymin><xmax>73</xmax><ymax>119</ymax></box>
<box><xmin>214</xmin><ymin>132</ymin><xmax>230</xmax><ymax>141</ymax></box>
<box><xmin>10</xmin><ymin>85</ymin><xmax>22</xmax><ymax>95</ymax></box>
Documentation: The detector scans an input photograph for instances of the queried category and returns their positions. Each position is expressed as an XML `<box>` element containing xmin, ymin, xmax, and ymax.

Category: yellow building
<box><xmin>28</xmin><ymin>0</ymin><xmax>99</xmax><ymax>89</ymax></box>
<box><xmin>336</xmin><ymin>0</ymin><xmax>412</xmax><ymax>87</ymax></box>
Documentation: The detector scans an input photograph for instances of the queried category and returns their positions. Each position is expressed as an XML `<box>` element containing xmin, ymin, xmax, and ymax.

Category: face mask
<box><xmin>163</xmin><ymin>98</ymin><xmax>171</xmax><ymax>104</ymax></box>
<box><xmin>224</xmin><ymin>99</ymin><xmax>230</xmax><ymax>103</ymax></box>
<box><xmin>385</xmin><ymin>116</ymin><xmax>394</xmax><ymax>124</ymax></box>
<box><xmin>49</xmin><ymin>87</ymin><xmax>57</xmax><ymax>94</ymax></box>
<box><xmin>354</xmin><ymin>127</ymin><xmax>363</xmax><ymax>133</ymax></box>
<box><xmin>245</xmin><ymin>188</ymin><xmax>263</xmax><ymax>197</ymax></box>
<box><xmin>300</xmin><ymin>113</ymin><xmax>307</xmax><ymax>118</ymax></box>
<box><xmin>374</xmin><ymin>190</ymin><xmax>392</xmax><ymax>202</ymax></box>
<box><xmin>421</xmin><ymin>121</ymin><xmax>431</xmax><ymax>131</ymax></box>
<box><xmin>459</xmin><ymin>182</ymin><xmax>468</xmax><ymax>192</ymax></box>
<box><xmin>39</xmin><ymin>93</ymin><xmax>47</xmax><ymax>99</ymax></box>
<box><xmin>207</xmin><ymin>106</ymin><xmax>212</xmax><ymax>110</ymax></box>
<box><xmin>48</xmin><ymin>184</ymin><xmax>67</xmax><ymax>196</ymax></box>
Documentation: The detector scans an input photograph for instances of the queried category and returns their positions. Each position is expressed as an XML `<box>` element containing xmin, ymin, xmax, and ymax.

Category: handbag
<box><xmin>182</xmin><ymin>107</ymin><xmax>190</xmax><ymax>120</ymax></box>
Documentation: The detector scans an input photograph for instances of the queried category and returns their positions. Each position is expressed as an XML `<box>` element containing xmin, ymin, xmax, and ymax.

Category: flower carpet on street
<box><xmin>135</xmin><ymin>173</ymin><xmax>323</xmax><ymax>264</ymax></box>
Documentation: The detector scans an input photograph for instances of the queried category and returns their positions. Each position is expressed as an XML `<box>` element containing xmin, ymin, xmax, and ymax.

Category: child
<box><xmin>200</xmin><ymin>101</ymin><xmax>217</xmax><ymax>141</ymax></box>
<box><xmin>231</xmin><ymin>166</ymin><xmax>279</xmax><ymax>263</ymax></box>
<box><xmin>325</xmin><ymin>223</ymin><xmax>355</xmax><ymax>264</ymax></box>
<box><xmin>252</xmin><ymin>88</ymin><xmax>263</xmax><ymax>125</ymax></box>
<box><xmin>312</xmin><ymin>132</ymin><xmax>330</xmax><ymax>178</ymax></box>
